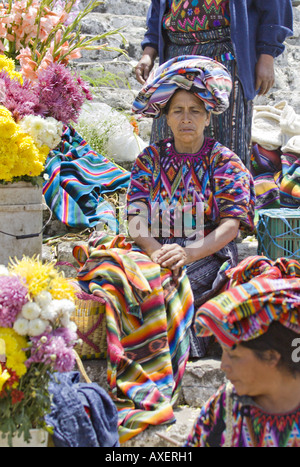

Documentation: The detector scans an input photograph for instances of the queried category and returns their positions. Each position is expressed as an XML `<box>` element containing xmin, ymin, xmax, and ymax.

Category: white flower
<box><xmin>28</xmin><ymin>319</ymin><xmax>48</xmax><ymax>337</ymax></box>
<box><xmin>13</xmin><ymin>318</ymin><xmax>29</xmax><ymax>336</ymax></box>
<box><xmin>22</xmin><ymin>301</ymin><xmax>41</xmax><ymax>320</ymax></box>
<box><xmin>40</xmin><ymin>302</ymin><xmax>58</xmax><ymax>322</ymax></box>
<box><xmin>51</xmin><ymin>299</ymin><xmax>76</xmax><ymax>319</ymax></box>
<box><xmin>0</xmin><ymin>265</ymin><xmax>9</xmax><ymax>276</ymax></box>
<box><xmin>35</xmin><ymin>291</ymin><xmax>52</xmax><ymax>309</ymax></box>
<box><xmin>19</xmin><ymin>115</ymin><xmax>63</xmax><ymax>150</ymax></box>
<box><xmin>65</xmin><ymin>320</ymin><xmax>78</xmax><ymax>333</ymax></box>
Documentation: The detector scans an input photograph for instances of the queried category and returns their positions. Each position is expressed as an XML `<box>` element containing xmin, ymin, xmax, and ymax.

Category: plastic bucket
<box><xmin>0</xmin><ymin>182</ymin><xmax>44</xmax><ymax>265</ymax></box>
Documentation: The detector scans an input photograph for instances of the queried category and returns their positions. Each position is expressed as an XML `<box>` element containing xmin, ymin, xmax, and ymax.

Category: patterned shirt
<box><xmin>127</xmin><ymin>138</ymin><xmax>255</xmax><ymax>239</ymax></box>
<box><xmin>163</xmin><ymin>0</ymin><xmax>230</xmax><ymax>33</ymax></box>
<box><xmin>185</xmin><ymin>383</ymin><xmax>300</xmax><ymax>447</ymax></box>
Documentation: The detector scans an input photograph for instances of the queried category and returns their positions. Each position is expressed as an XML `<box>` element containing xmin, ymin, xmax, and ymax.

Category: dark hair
<box><xmin>241</xmin><ymin>321</ymin><xmax>300</xmax><ymax>377</ymax></box>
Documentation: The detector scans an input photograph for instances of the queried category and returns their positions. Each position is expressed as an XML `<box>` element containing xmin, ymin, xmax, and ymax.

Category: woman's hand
<box><xmin>255</xmin><ymin>54</ymin><xmax>275</xmax><ymax>95</ymax></box>
<box><xmin>135</xmin><ymin>46</ymin><xmax>157</xmax><ymax>84</ymax></box>
<box><xmin>151</xmin><ymin>243</ymin><xmax>190</xmax><ymax>277</ymax></box>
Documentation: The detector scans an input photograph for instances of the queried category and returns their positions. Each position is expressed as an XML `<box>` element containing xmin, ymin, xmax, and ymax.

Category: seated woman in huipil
<box><xmin>128</xmin><ymin>55</ymin><xmax>255</xmax><ymax>358</ymax></box>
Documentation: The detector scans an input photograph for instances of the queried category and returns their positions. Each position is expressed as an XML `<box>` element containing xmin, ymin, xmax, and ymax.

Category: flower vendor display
<box><xmin>0</xmin><ymin>54</ymin><xmax>92</xmax><ymax>184</ymax></box>
<box><xmin>0</xmin><ymin>0</ymin><xmax>125</xmax><ymax>185</ymax></box>
<box><xmin>0</xmin><ymin>0</ymin><xmax>125</xmax><ymax>79</ymax></box>
<box><xmin>0</xmin><ymin>256</ymin><xmax>79</xmax><ymax>447</ymax></box>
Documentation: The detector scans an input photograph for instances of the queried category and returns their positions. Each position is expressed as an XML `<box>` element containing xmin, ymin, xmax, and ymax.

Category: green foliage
<box><xmin>0</xmin><ymin>364</ymin><xmax>53</xmax><ymax>447</ymax></box>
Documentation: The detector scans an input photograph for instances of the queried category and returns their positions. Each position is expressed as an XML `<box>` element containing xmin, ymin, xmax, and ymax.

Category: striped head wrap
<box><xmin>132</xmin><ymin>55</ymin><xmax>232</xmax><ymax>117</ymax></box>
<box><xmin>194</xmin><ymin>275</ymin><xmax>300</xmax><ymax>349</ymax></box>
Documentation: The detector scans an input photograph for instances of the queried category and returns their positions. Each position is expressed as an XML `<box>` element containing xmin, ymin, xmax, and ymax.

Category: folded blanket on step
<box><xmin>43</xmin><ymin>125</ymin><xmax>130</xmax><ymax>230</ymax></box>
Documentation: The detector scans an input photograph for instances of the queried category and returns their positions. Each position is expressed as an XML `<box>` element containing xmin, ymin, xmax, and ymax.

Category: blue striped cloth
<box><xmin>43</xmin><ymin>125</ymin><xmax>130</xmax><ymax>230</ymax></box>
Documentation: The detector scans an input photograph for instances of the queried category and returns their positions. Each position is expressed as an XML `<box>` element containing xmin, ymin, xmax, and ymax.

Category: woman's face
<box><xmin>221</xmin><ymin>344</ymin><xmax>279</xmax><ymax>398</ymax></box>
<box><xmin>166</xmin><ymin>90</ymin><xmax>210</xmax><ymax>154</ymax></box>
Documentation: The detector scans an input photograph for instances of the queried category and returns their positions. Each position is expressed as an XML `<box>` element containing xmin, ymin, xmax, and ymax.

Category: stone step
<box><xmin>77</xmin><ymin>12</ymin><xmax>146</xmax><ymax>63</ymax></box>
<box><xmin>76</xmin><ymin>59</ymin><xmax>141</xmax><ymax>91</ymax></box>
<box><xmin>80</xmin><ymin>0</ymin><xmax>150</xmax><ymax>18</ymax></box>
<box><xmin>75</xmin><ymin>357</ymin><xmax>224</xmax><ymax>446</ymax></box>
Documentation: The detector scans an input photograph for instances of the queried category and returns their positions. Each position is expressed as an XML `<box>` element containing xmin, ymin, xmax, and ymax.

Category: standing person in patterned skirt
<box><xmin>128</xmin><ymin>56</ymin><xmax>255</xmax><ymax>358</ymax></box>
<box><xmin>135</xmin><ymin>0</ymin><xmax>293</xmax><ymax>168</ymax></box>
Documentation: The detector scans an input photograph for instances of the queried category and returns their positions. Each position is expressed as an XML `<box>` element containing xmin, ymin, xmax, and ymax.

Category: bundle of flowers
<box><xmin>0</xmin><ymin>0</ymin><xmax>126</xmax><ymax>80</ymax></box>
<box><xmin>0</xmin><ymin>55</ymin><xmax>93</xmax><ymax>183</ymax></box>
<box><xmin>0</xmin><ymin>256</ymin><xmax>79</xmax><ymax>446</ymax></box>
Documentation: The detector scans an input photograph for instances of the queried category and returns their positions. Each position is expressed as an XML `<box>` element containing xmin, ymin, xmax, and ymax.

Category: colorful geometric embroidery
<box><xmin>163</xmin><ymin>0</ymin><xmax>230</xmax><ymax>32</ymax></box>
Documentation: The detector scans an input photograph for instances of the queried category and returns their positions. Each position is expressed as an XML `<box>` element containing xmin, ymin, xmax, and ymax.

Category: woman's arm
<box><xmin>153</xmin><ymin>218</ymin><xmax>240</xmax><ymax>276</ymax></box>
<box><xmin>129</xmin><ymin>215</ymin><xmax>240</xmax><ymax>276</ymax></box>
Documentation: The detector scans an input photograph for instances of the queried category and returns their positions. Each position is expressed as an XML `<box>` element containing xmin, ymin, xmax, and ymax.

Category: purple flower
<box><xmin>52</xmin><ymin>327</ymin><xmax>77</xmax><ymax>346</ymax></box>
<box><xmin>26</xmin><ymin>328</ymin><xmax>76</xmax><ymax>372</ymax></box>
<box><xmin>0</xmin><ymin>276</ymin><xmax>28</xmax><ymax>327</ymax></box>
<box><xmin>36</xmin><ymin>63</ymin><xmax>93</xmax><ymax>124</ymax></box>
<box><xmin>0</xmin><ymin>71</ymin><xmax>44</xmax><ymax>121</ymax></box>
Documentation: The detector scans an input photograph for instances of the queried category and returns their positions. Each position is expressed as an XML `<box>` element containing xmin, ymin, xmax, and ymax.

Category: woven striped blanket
<box><xmin>43</xmin><ymin>126</ymin><xmax>130</xmax><ymax>230</ymax></box>
<box><xmin>251</xmin><ymin>144</ymin><xmax>300</xmax><ymax>210</ymax></box>
<box><xmin>73</xmin><ymin>233</ymin><xmax>194</xmax><ymax>443</ymax></box>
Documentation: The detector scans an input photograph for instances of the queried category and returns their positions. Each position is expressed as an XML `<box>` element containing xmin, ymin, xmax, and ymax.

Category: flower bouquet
<box><xmin>0</xmin><ymin>0</ymin><xmax>126</xmax><ymax>185</ymax></box>
<box><xmin>0</xmin><ymin>54</ymin><xmax>93</xmax><ymax>184</ymax></box>
<box><xmin>0</xmin><ymin>256</ymin><xmax>79</xmax><ymax>446</ymax></box>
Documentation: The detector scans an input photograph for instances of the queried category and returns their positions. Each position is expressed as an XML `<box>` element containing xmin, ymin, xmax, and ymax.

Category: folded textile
<box><xmin>282</xmin><ymin>136</ymin><xmax>300</xmax><ymax>155</ymax></box>
<box><xmin>280</xmin><ymin>152</ymin><xmax>300</xmax><ymax>207</ymax></box>
<box><xmin>46</xmin><ymin>372</ymin><xmax>120</xmax><ymax>447</ymax></box>
<box><xmin>132</xmin><ymin>55</ymin><xmax>232</xmax><ymax>117</ymax></box>
<box><xmin>194</xmin><ymin>255</ymin><xmax>300</xmax><ymax>348</ymax></box>
<box><xmin>252</xmin><ymin>105</ymin><xmax>282</xmax><ymax>150</ymax></box>
<box><xmin>250</xmin><ymin>144</ymin><xmax>281</xmax><ymax>176</ymax></box>
<box><xmin>224</xmin><ymin>255</ymin><xmax>300</xmax><ymax>287</ymax></box>
<box><xmin>43</xmin><ymin>125</ymin><xmax>130</xmax><ymax>230</ymax></box>
<box><xmin>253</xmin><ymin>173</ymin><xmax>281</xmax><ymax>210</ymax></box>
<box><xmin>252</xmin><ymin>102</ymin><xmax>300</xmax><ymax>153</ymax></box>
<box><xmin>73</xmin><ymin>233</ymin><xmax>194</xmax><ymax>444</ymax></box>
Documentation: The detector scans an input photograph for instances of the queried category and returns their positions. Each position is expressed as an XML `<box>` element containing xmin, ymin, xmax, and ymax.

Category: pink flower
<box><xmin>26</xmin><ymin>329</ymin><xmax>77</xmax><ymax>372</ymax></box>
<box><xmin>0</xmin><ymin>70</ymin><xmax>44</xmax><ymax>120</ymax></box>
<box><xmin>0</xmin><ymin>276</ymin><xmax>28</xmax><ymax>328</ymax></box>
<box><xmin>36</xmin><ymin>63</ymin><xmax>92</xmax><ymax>123</ymax></box>
<box><xmin>17</xmin><ymin>47</ymin><xmax>39</xmax><ymax>81</ymax></box>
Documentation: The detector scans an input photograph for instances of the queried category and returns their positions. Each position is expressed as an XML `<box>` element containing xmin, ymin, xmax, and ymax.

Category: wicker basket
<box><xmin>72</xmin><ymin>297</ymin><xmax>107</xmax><ymax>360</ymax></box>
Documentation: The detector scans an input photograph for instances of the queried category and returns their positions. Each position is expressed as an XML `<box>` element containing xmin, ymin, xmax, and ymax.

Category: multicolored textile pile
<box><xmin>250</xmin><ymin>144</ymin><xmax>300</xmax><ymax>210</ymax></box>
<box><xmin>194</xmin><ymin>255</ymin><xmax>300</xmax><ymax>348</ymax></box>
<box><xmin>43</xmin><ymin>125</ymin><xmax>130</xmax><ymax>230</ymax></box>
<box><xmin>73</xmin><ymin>233</ymin><xmax>194</xmax><ymax>443</ymax></box>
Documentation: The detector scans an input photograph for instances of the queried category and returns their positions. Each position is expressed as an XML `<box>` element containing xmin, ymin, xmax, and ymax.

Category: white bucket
<box><xmin>0</xmin><ymin>428</ymin><xmax>49</xmax><ymax>447</ymax></box>
<box><xmin>0</xmin><ymin>182</ymin><xmax>44</xmax><ymax>265</ymax></box>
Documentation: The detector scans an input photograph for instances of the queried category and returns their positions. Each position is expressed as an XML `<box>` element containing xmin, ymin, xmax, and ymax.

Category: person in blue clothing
<box><xmin>135</xmin><ymin>0</ymin><xmax>293</xmax><ymax>168</ymax></box>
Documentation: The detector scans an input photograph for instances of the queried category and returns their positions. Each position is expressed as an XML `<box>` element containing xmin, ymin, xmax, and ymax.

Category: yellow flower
<box><xmin>0</xmin><ymin>329</ymin><xmax>27</xmax><ymax>380</ymax></box>
<box><xmin>0</xmin><ymin>105</ymin><xmax>13</xmax><ymax>119</ymax></box>
<box><xmin>49</xmin><ymin>276</ymin><xmax>76</xmax><ymax>301</ymax></box>
<box><xmin>0</xmin><ymin>56</ymin><xmax>23</xmax><ymax>83</ymax></box>
<box><xmin>0</xmin><ymin>115</ymin><xmax>18</xmax><ymax>138</ymax></box>
<box><xmin>9</xmin><ymin>256</ymin><xmax>58</xmax><ymax>298</ymax></box>
<box><xmin>0</xmin><ymin>364</ymin><xmax>11</xmax><ymax>393</ymax></box>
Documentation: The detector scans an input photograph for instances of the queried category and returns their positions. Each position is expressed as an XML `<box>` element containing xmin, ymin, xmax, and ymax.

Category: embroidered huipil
<box><xmin>142</xmin><ymin>0</ymin><xmax>293</xmax><ymax>100</ymax></box>
<box><xmin>163</xmin><ymin>0</ymin><xmax>230</xmax><ymax>32</ymax></box>
<box><xmin>127</xmin><ymin>138</ymin><xmax>255</xmax><ymax>239</ymax></box>
<box><xmin>185</xmin><ymin>383</ymin><xmax>300</xmax><ymax>447</ymax></box>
